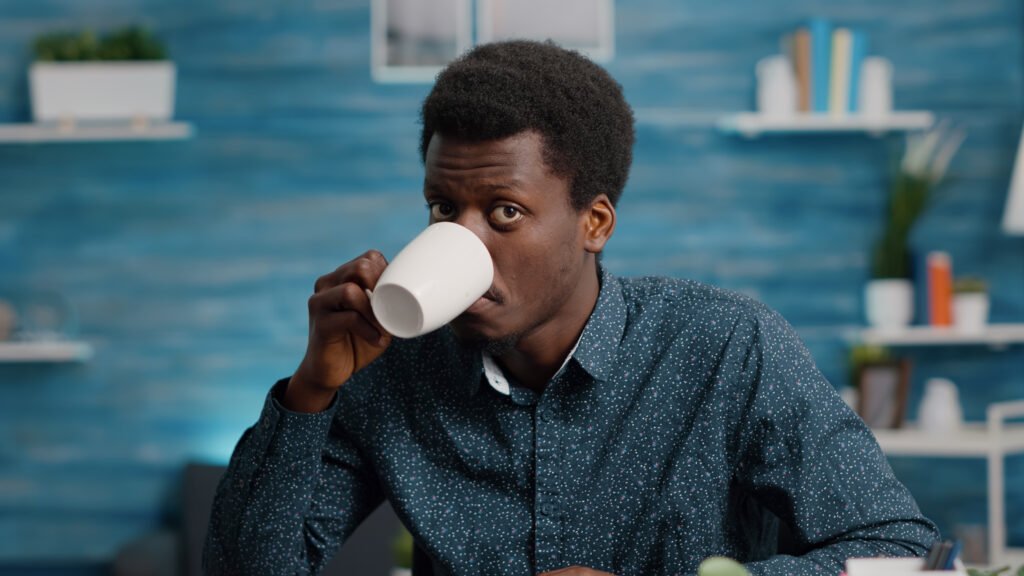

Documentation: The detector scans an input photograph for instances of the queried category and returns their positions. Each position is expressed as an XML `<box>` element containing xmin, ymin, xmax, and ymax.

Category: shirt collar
<box><xmin>569</xmin><ymin>266</ymin><xmax>627</xmax><ymax>383</ymax></box>
<box><xmin>464</xmin><ymin>266</ymin><xmax>627</xmax><ymax>395</ymax></box>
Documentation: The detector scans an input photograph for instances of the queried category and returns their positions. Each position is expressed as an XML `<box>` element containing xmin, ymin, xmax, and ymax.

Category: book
<box><xmin>809</xmin><ymin>18</ymin><xmax>832</xmax><ymax>113</ymax></box>
<box><xmin>830</xmin><ymin>27</ymin><xmax>852</xmax><ymax>115</ymax></box>
<box><xmin>848</xmin><ymin>29</ymin><xmax>868</xmax><ymax>112</ymax></box>
<box><xmin>927</xmin><ymin>251</ymin><xmax>953</xmax><ymax>326</ymax></box>
<box><xmin>792</xmin><ymin>28</ymin><xmax>811</xmax><ymax>112</ymax></box>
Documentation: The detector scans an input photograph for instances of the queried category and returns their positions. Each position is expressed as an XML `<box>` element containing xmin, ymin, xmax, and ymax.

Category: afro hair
<box><xmin>420</xmin><ymin>40</ymin><xmax>635</xmax><ymax>210</ymax></box>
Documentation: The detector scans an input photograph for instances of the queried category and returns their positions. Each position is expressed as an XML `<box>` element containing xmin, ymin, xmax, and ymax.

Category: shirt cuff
<box><xmin>250</xmin><ymin>378</ymin><xmax>341</xmax><ymax>465</ymax></box>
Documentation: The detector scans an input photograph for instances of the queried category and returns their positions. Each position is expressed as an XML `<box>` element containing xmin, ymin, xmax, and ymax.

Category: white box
<box><xmin>845</xmin><ymin>557</ymin><xmax>966</xmax><ymax>576</ymax></box>
<box><xmin>29</xmin><ymin>61</ymin><xmax>176</xmax><ymax>122</ymax></box>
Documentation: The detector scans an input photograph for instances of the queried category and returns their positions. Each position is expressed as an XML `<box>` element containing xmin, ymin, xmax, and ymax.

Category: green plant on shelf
<box><xmin>953</xmin><ymin>276</ymin><xmax>989</xmax><ymax>294</ymax></box>
<box><xmin>871</xmin><ymin>122</ymin><xmax>965</xmax><ymax>280</ymax></box>
<box><xmin>33</xmin><ymin>26</ymin><xmax>167</xmax><ymax>61</ymax></box>
<box><xmin>847</xmin><ymin>343</ymin><xmax>890</xmax><ymax>387</ymax></box>
<box><xmin>967</xmin><ymin>565</ymin><xmax>1024</xmax><ymax>576</ymax></box>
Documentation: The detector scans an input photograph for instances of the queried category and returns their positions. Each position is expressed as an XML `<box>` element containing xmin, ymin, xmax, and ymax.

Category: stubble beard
<box><xmin>455</xmin><ymin>329</ymin><xmax>521</xmax><ymax>356</ymax></box>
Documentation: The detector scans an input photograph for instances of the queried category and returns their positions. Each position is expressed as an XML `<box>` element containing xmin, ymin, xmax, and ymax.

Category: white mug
<box><xmin>859</xmin><ymin>57</ymin><xmax>893</xmax><ymax>118</ymax></box>
<box><xmin>756</xmin><ymin>55</ymin><xmax>797</xmax><ymax>117</ymax></box>
<box><xmin>369</xmin><ymin>222</ymin><xmax>493</xmax><ymax>339</ymax></box>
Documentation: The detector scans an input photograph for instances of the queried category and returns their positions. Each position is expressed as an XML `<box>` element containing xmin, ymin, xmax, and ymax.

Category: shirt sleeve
<box><xmin>732</xmin><ymin>308</ymin><xmax>940</xmax><ymax>576</ymax></box>
<box><xmin>203</xmin><ymin>378</ymin><xmax>385</xmax><ymax>575</ymax></box>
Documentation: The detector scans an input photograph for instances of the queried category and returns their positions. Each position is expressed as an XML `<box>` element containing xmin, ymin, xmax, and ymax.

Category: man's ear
<box><xmin>582</xmin><ymin>194</ymin><xmax>616</xmax><ymax>254</ymax></box>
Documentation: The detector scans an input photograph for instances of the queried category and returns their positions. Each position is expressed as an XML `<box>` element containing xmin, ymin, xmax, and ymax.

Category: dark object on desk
<box><xmin>924</xmin><ymin>539</ymin><xmax>961</xmax><ymax>571</ymax></box>
<box><xmin>115</xmin><ymin>462</ymin><xmax>405</xmax><ymax>576</ymax></box>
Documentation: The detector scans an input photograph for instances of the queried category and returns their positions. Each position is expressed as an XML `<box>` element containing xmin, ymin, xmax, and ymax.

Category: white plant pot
<box><xmin>953</xmin><ymin>292</ymin><xmax>989</xmax><ymax>333</ymax></box>
<box><xmin>864</xmin><ymin>279</ymin><xmax>914</xmax><ymax>330</ymax></box>
<box><xmin>30</xmin><ymin>61</ymin><xmax>176</xmax><ymax>122</ymax></box>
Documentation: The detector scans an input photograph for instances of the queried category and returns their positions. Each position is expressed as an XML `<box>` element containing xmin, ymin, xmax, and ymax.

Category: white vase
<box><xmin>865</xmin><ymin>279</ymin><xmax>914</xmax><ymax>330</ymax></box>
<box><xmin>953</xmin><ymin>293</ymin><xmax>989</xmax><ymax>333</ymax></box>
<box><xmin>917</xmin><ymin>378</ymin><xmax>963</xmax><ymax>434</ymax></box>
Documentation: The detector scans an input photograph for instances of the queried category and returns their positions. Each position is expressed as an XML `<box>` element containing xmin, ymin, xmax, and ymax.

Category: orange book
<box><xmin>792</xmin><ymin>28</ymin><xmax>812</xmax><ymax>112</ymax></box>
<box><xmin>927</xmin><ymin>251</ymin><xmax>953</xmax><ymax>326</ymax></box>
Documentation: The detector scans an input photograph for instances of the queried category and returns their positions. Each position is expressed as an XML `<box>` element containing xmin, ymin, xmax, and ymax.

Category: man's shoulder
<box><xmin>614</xmin><ymin>274</ymin><xmax>771</xmax><ymax>326</ymax></box>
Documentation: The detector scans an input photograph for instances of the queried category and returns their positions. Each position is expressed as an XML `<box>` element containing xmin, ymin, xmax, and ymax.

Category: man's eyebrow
<box><xmin>423</xmin><ymin>181</ymin><xmax>525</xmax><ymax>195</ymax></box>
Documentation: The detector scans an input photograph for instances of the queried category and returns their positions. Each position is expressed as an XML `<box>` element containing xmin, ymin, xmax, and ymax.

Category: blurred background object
<box><xmin>1</xmin><ymin>0</ymin><xmax>1023</xmax><ymax>573</ymax></box>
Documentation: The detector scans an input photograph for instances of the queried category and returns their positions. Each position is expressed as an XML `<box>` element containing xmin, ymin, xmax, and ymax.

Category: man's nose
<box><xmin>451</xmin><ymin>211</ymin><xmax>489</xmax><ymax>241</ymax></box>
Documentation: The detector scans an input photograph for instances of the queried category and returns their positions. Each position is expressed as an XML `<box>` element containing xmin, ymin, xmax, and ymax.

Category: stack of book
<box><xmin>783</xmin><ymin>19</ymin><xmax>869</xmax><ymax>115</ymax></box>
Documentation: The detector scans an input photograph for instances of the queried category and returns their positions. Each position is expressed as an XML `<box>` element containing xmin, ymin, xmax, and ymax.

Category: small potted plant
<box><xmin>30</xmin><ymin>26</ymin><xmax>175</xmax><ymax>124</ymax></box>
<box><xmin>391</xmin><ymin>526</ymin><xmax>413</xmax><ymax>576</ymax></box>
<box><xmin>952</xmin><ymin>276</ymin><xmax>990</xmax><ymax>332</ymax></box>
<box><xmin>865</xmin><ymin>122</ymin><xmax>965</xmax><ymax>330</ymax></box>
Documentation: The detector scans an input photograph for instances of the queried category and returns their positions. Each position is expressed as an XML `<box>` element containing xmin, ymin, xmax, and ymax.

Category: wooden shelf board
<box><xmin>873</xmin><ymin>423</ymin><xmax>1024</xmax><ymax>457</ymax></box>
<box><xmin>717</xmin><ymin>111</ymin><xmax>935</xmax><ymax>137</ymax></box>
<box><xmin>856</xmin><ymin>323</ymin><xmax>1024</xmax><ymax>347</ymax></box>
<box><xmin>0</xmin><ymin>341</ymin><xmax>93</xmax><ymax>362</ymax></box>
<box><xmin>0</xmin><ymin>121</ymin><xmax>193</xmax><ymax>143</ymax></box>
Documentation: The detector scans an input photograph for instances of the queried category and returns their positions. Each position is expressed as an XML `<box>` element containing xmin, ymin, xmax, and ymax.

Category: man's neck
<box><xmin>494</xmin><ymin>266</ymin><xmax>601</xmax><ymax>392</ymax></box>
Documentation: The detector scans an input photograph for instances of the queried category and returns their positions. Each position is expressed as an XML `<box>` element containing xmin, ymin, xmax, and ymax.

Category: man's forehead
<box><xmin>425</xmin><ymin>131</ymin><xmax>552</xmax><ymax>174</ymax></box>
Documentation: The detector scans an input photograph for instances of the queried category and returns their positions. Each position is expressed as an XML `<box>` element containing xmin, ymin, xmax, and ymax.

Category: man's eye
<box><xmin>490</xmin><ymin>205</ymin><xmax>523</xmax><ymax>226</ymax></box>
<box><xmin>429</xmin><ymin>202</ymin><xmax>455</xmax><ymax>220</ymax></box>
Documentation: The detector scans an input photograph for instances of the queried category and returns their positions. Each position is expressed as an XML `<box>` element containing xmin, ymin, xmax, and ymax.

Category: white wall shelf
<box><xmin>854</xmin><ymin>323</ymin><xmax>1024</xmax><ymax>348</ymax></box>
<box><xmin>0</xmin><ymin>120</ymin><xmax>193</xmax><ymax>144</ymax></box>
<box><xmin>873</xmin><ymin>400</ymin><xmax>1024</xmax><ymax>567</ymax></box>
<box><xmin>717</xmin><ymin>111</ymin><xmax>935</xmax><ymax>138</ymax></box>
<box><xmin>873</xmin><ymin>423</ymin><xmax>1024</xmax><ymax>457</ymax></box>
<box><xmin>0</xmin><ymin>341</ymin><xmax>93</xmax><ymax>362</ymax></box>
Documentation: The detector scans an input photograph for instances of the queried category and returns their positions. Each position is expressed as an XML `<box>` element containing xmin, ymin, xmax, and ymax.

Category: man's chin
<box><xmin>450</xmin><ymin>322</ymin><xmax>519</xmax><ymax>356</ymax></box>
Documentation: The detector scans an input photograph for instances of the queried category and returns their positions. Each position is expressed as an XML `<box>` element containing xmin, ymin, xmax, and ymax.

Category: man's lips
<box><xmin>463</xmin><ymin>288</ymin><xmax>500</xmax><ymax>316</ymax></box>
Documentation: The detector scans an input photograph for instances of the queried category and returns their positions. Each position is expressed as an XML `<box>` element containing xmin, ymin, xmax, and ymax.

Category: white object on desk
<box><xmin>845</xmin><ymin>557</ymin><xmax>965</xmax><ymax>576</ymax></box>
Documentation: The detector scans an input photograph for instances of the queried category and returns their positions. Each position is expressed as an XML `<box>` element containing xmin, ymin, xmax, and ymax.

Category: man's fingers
<box><xmin>309</xmin><ymin>282</ymin><xmax>388</xmax><ymax>343</ymax></box>
<box><xmin>317</xmin><ymin>310</ymin><xmax>384</xmax><ymax>347</ymax></box>
<box><xmin>314</xmin><ymin>250</ymin><xmax>388</xmax><ymax>293</ymax></box>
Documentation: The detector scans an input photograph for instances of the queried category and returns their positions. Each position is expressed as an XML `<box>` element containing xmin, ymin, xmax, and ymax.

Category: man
<box><xmin>205</xmin><ymin>40</ymin><xmax>938</xmax><ymax>575</ymax></box>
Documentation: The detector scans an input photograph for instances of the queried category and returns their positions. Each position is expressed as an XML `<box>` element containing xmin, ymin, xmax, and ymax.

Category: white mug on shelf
<box><xmin>756</xmin><ymin>55</ymin><xmax>797</xmax><ymax>118</ymax></box>
<box><xmin>918</xmin><ymin>378</ymin><xmax>964</xmax><ymax>434</ymax></box>
<box><xmin>859</xmin><ymin>57</ymin><xmax>893</xmax><ymax>118</ymax></box>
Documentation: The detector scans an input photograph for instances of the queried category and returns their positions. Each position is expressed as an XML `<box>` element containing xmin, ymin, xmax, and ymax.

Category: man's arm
<box><xmin>203</xmin><ymin>379</ymin><xmax>384</xmax><ymax>575</ymax></box>
<box><xmin>732</xmin><ymin>308</ymin><xmax>939</xmax><ymax>576</ymax></box>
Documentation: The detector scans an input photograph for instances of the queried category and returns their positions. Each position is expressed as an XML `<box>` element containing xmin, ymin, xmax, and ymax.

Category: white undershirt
<box><xmin>480</xmin><ymin>337</ymin><xmax>582</xmax><ymax>396</ymax></box>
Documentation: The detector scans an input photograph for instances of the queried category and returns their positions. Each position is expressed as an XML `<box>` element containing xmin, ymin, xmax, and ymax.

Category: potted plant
<box><xmin>865</xmin><ymin>122</ymin><xmax>965</xmax><ymax>330</ymax></box>
<box><xmin>30</xmin><ymin>26</ymin><xmax>175</xmax><ymax>123</ymax></box>
<box><xmin>952</xmin><ymin>276</ymin><xmax>990</xmax><ymax>332</ymax></box>
<box><xmin>967</xmin><ymin>564</ymin><xmax>1024</xmax><ymax>576</ymax></box>
<box><xmin>391</xmin><ymin>526</ymin><xmax>413</xmax><ymax>576</ymax></box>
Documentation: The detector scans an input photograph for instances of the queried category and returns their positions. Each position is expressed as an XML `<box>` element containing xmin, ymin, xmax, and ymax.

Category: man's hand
<box><xmin>537</xmin><ymin>567</ymin><xmax>616</xmax><ymax>576</ymax></box>
<box><xmin>283</xmin><ymin>250</ymin><xmax>393</xmax><ymax>412</ymax></box>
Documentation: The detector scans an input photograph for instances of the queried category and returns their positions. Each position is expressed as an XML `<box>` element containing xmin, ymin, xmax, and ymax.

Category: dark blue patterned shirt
<box><xmin>205</xmin><ymin>270</ymin><xmax>938</xmax><ymax>575</ymax></box>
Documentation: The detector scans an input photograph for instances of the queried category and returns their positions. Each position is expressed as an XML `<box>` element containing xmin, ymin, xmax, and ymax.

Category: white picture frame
<box><xmin>1003</xmin><ymin>122</ymin><xmax>1024</xmax><ymax>235</ymax></box>
<box><xmin>476</xmin><ymin>0</ymin><xmax>615</xmax><ymax>63</ymax></box>
<box><xmin>371</xmin><ymin>0</ymin><xmax>472</xmax><ymax>83</ymax></box>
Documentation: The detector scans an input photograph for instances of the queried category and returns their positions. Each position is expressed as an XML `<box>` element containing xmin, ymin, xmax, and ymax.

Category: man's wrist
<box><xmin>281</xmin><ymin>374</ymin><xmax>337</xmax><ymax>413</ymax></box>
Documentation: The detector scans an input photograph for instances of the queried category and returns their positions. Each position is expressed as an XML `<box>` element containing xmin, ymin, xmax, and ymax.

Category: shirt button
<box><xmin>539</xmin><ymin>408</ymin><xmax>556</xmax><ymax>423</ymax></box>
<box><xmin>540</xmin><ymin>503</ymin><xmax>559</xmax><ymax>516</ymax></box>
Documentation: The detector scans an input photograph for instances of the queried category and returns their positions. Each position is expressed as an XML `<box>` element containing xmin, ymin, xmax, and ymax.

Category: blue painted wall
<box><xmin>1</xmin><ymin>0</ymin><xmax>1022</xmax><ymax>566</ymax></box>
